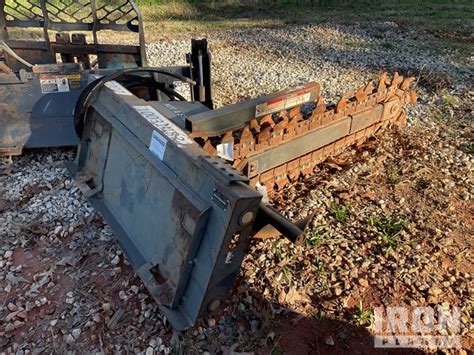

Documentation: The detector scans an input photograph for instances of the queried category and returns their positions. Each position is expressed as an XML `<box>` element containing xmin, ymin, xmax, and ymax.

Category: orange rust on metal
<box><xmin>401</xmin><ymin>77</ymin><xmax>415</xmax><ymax>91</ymax></box>
<box><xmin>365</xmin><ymin>81</ymin><xmax>375</xmax><ymax>95</ymax></box>
<box><xmin>0</xmin><ymin>62</ymin><xmax>13</xmax><ymax>75</ymax></box>
<box><xmin>203</xmin><ymin>140</ymin><xmax>216</xmax><ymax>155</ymax></box>
<box><xmin>192</xmin><ymin>72</ymin><xmax>416</xmax><ymax>193</ymax></box>
<box><xmin>249</xmin><ymin>119</ymin><xmax>260</xmax><ymax>132</ymax></box>
<box><xmin>378</xmin><ymin>72</ymin><xmax>388</xmax><ymax>92</ymax></box>
<box><xmin>408</xmin><ymin>90</ymin><xmax>417</xmax><ymax>104</ymax></box>
<box><xmin>355</xmin><ymin>86</ymin><xmax>367</xmax><ymax>102</ymax></box>
<box><xmin>313</xmin><ymin>96</ymin><xmax>326</xmax><ymax>114</ymax></box>
<box><xmin>259</xmin><ymin>114</ymin><xmax>275</xmax><ymax>128</ymax></box>
<box><xmin>336</xmin><ymin>94</ymin><xmax>348</xmax><ymax>113</ymax></box>
<box><xmin>222</xmin><ymin>131</ymin><xmax>234</xmax><ymax>143</ymax></box>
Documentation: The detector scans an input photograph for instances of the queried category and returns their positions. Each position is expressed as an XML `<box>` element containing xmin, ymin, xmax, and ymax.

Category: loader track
<box><xmin>194</xmin><ymin>72</ymin><xmax>417</xmax><ymax>193</ymax></box>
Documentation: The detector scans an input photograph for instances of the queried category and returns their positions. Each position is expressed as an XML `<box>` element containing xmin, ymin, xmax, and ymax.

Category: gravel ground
<box><xmin>1</xmin><ymin>22</ymin><xmax>473</xmax><ymax>354</ymax></box>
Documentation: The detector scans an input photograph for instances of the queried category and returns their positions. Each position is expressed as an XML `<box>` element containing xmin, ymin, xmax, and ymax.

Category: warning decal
<box><xmin>67</xmin><ymin>74</ymin><xmax>82</xmax><ymax>90</ymax></box>
<box><xmin>255</xmin><ymin>89</ymin><xmax>312</xmax><ymax>117</ymax></box>
<box><xmin>40</xmin><ymin>76</ymin><xmax>70</xmax><ymax>94</ymax></box>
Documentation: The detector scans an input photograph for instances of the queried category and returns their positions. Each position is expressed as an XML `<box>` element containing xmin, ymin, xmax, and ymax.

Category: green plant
<box><xmin>442</xmin><ymin>94</ymin><xmax>459</xmax><ymax>108</ymax></box>
<box><xmin>306</xmin><ymin>225</ymin><xmax>326</xmax><ymax>247</ymax></box>
<box><xmin>330</xmin><ymin>202</ymin><xmax>350</xmax><ymax>223</ymax></box>
<box><xmin>434</xmin><ymin>108</ymin><xmax>451</xmax><ymax>121</ymax></box>
<box><xmin>468</xmin><ymin>142</ymin><xmax>474</xmax><ymax>154</ymax></box>
<box><xmin>311</xmin><ymin>258</ymin><xmax>327</xmax><ymax>276</ymax></box>
<box><xmin>388</xmin><ymin>167</ymin><xmax>399</xmax><ymax>183</ymax></box>
<box><xmin>271</xmin><ymin>239</ymin><xmax>286</xmax><ymax>262</ymax></box>
<box><xmin>270</xmin><ymin>345</ymin><xmax>283</xmax><ymax>355</ymax></box>
<box><xmin>353</xmin><ymin>301</ymin><xmax>374</xmax><ymax>326</ymax></box>
<box><xmin>368</xmin><ymin>214</ymin><xmax>408</xmax><ymax>254</ymax></box>
<box><xmin>281</xmin><ymin>266</ymin><xmax>294</xmax><ymax>284</ymax></box>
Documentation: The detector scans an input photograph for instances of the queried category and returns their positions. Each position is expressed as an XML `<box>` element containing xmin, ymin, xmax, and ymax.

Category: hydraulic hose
<box><xmin>0</xmin><ymin>41</ymin><xmax>33</xmax><ymax>68</ymax></box>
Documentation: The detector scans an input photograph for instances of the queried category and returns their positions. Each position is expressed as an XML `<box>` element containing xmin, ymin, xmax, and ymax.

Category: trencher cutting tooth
<box><xmin>378</xmin><ymin>72</ymin><xmax>388</xmax><ymax>92</ymax></box>
<box><xmin>336</xmin><ymin>93</ymin><xmax>349</xmax><ymax>113</ymax></box>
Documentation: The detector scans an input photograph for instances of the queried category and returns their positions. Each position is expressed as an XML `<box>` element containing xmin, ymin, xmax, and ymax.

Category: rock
<box><xmin>111</xmin><ymin>255</ymin><xmax>120</xmax><ymax>265</ymax></box>
<box><xmin>429</xmin><ymin>285</ymin><xmax>442</xmax><ymax>296</ymax></box>
<box><xmin>13</xmin><ymin>320</ymin><xmax>24</xmax><ymax>329</ymax></box>
<box><xmin>65</xmin><ymin>334</ymin><xmax>75</xmax><ymax>345</ymax></box>
<box><xmin>7</xmin><ymin>303</ymin><xmax>17</xmax><ymax>312</ymax></box>
<box><xmin>146</xmin><ymin>346</ymin><xmax>154</xmax><ymax>355</ymax></box>
<box><xmin>358</xmin><ymin>279</ymin><xmax>369</xmax><ymax>288</ymax></box>
<box><xmin>102</xmin><ymin>303</ymin><xmax>112</xmax><ymax>313</ymax></box>
<box><xmin>324</xmin><ymin>335</ymin><xmax>335</xmax><ymax>346</ymax></box>
<box><xmin>71</xmin><ymin>328</ymin><xmax>81</xmax><ymax>339</ymax></box>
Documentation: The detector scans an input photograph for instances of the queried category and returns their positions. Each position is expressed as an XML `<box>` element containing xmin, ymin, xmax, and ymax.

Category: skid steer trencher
<box><xmin>67</xmin><ymin>66</ymin><xmax>415</xmax><ymax>329</ymax></box>
<box><xmin>1</xmin><ymin>1</ymin><xmax>417</xmax><ymax>330</ymax></box>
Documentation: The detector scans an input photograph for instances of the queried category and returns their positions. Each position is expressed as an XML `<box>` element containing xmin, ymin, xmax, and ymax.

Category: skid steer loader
<box><xmin>0</xmin><ymin>0</ymin><xmax>213</xmax><ymax>157</ymax></box>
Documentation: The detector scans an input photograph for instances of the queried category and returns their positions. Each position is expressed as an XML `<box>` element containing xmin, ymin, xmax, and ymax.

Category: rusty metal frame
<box><xmin>0</xmin><ymin>0</ymin><xmax>147</xmax><ymax>69</ymax></box>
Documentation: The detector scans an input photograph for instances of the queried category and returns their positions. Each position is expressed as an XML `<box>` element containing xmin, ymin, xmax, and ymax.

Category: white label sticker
<box><xmin>149</xmin><ymin>130</ymin><xmax>167</xmax><ymax>160</ymax></box>
<box><xmin>40</xmin><ymin>76</ymin><xmax>70</xmax><ymax>94</ymax></box>
<box><xmin>105</xmin><ymin>81</ymin><xmax>133</xmax><ymax>96</ymax></box>
<box><xmin>216</xmin><ymin>142</ymin><xmax>234</xmax><ymax>161</ymax></box>
<box><xmin>133</xmin><ymin>105</ymin><xmax>193</xmax><ymax>148</ymax></box>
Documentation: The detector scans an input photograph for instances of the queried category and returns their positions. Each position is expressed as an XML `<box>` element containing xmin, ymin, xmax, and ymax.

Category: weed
<box><xmin>310</xmin><ymin>309</ymin><xmax>327</xmax><ymax>322</ymax></box>
<box><xmin>271</xmin><ymin>239</ymin><xmax>286</xmax><ymax>263</ymax></box>
<box><xmin>469</xmin><ymin>142</ymin><xmax>474</xmax><ymax>154</ymax></box>
<box><xmin>353</xmin><ymin>301</ymin><xmax>374</xmax><ymax>326</ymax></box>
<box><xmin>382</xmin><ymin>42</ymin><xmax>394</xmax><ymax>49</ymax></box>
<box><xmin>270</xmin><ymin>345</ymin><xmax>283</xmax><ymax>355</ymax></box>
<box><xmin>311</xmin><ymin>258</ymin><xmax>327</xmax><ymax>276</ymax></box>
<box><xmin>443</xmin><ymin>94</ymin><xmax>460</xmax><ymax>108</ymax></box>
<box><xmin>330</xmin><ymin>202</ymin><xmax>350</xmax><ymax>223</ymax></box>
<box><xmin>281</xmin><ymin>266</ymin><xmax>293</xmax><ymax>283</ymax></box>
<box><xmin>388</xmin><ymin>167</ymin><xmax>399</xmax><ymax>183</ymax></box>
<box><xmin>368</xmin><ymin>214</ymin><xmax>408</xmax><ymax>254</ymax></box>
<box><xmin>259</xmin><ymin>303</ymin><xmax>281</xmax><ymax>335</ymax></box>
<box><xmin>306</xmin><ymin>225</ymin><xmax>326</xmax><ymax>247</ymax></box>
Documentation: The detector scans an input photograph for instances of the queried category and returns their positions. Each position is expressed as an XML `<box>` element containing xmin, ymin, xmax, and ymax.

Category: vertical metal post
<box><xmin>39</xmin><ymin>0</ymin><xmax>53</xmax><ymax>59</ymax></box>
<box><xmin>130</xmin><ymin>0</ymin><xmax>147</xmax><ymax>67</ymax></box>
<box><xmin>0</xmin><ymin>0</ymin><xmax>7</xmax><ymax>41</ymax></box>
<box><xmin>91</xmin><ymin>0</ymin><xmax>99</xmax><ymax>46</ymax></box>
<box><xmin>190</xmin><ymin>39</ymin><xmax>213</xmax><ymax>109</ymax></box>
